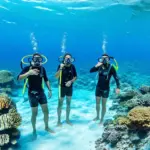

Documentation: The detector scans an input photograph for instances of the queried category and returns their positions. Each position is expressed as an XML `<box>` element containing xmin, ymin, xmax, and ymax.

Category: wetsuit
<box><xmin>17</xmin><ymin>66</ymin><xmax>49</xmax><ymax>107</ymax></box>
<box><xmin>57</xmin><ymin>64</ymin><xmax>77</xmax><ymax>97</ymax></box>
<box><xmin>90</xmin><ymin>64</ymin><xmax>120</xmax><ymax>98</ymax></box>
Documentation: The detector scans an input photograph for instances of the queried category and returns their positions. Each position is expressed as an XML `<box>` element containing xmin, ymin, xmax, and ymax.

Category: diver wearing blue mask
<box><xmin>55</xmin><ymin>53</ymin><xmax>77</xmax><ymax>126</ymax></box>
<box><xmin>90</xmin><ymin>54</ymin><xmax>120</xmax><ymax>125</ymax></box>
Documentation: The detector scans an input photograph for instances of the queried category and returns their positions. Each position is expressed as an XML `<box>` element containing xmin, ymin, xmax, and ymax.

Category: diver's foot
<box><xmin>57</xmin><ymin>122</ymin><xmax>63</xmax><ymax>127</ymax></box>
<box><xmin>45</xmin><ymin>127</ymin><xmax>55</xmax><ymax>134</ymax></box>
<box><xmin>99</xmin><ymin>120</ymin><xmax>103</xmax><ymax>126</ymax></box>
<box><xmin>93</xmin><ymin>117</ymin><xmax>100</xmax><ymax>121</ymax></box>
<box><xmin>32</xmin><ymin>131</ymin><xmax>37</xmax><ymax>141</ymax></box>
<box><xmin>66</xmin><ymin>120</ymin><xmax>73</xmax><ymax>126</ymax></box>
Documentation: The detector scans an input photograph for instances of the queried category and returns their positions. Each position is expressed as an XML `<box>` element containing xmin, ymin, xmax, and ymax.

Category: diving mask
<box><xmin>64</xmin><ymin>58</ymin><xmax>74</xmax><ymax>65</ymax></box>
<box><xmin>58</xmin><ymin>56</ymin><xmax>75</xmax><ymax>64</ymax></box>
<box><xmin>32</xmin><ymin>56</ymin><xmax>43</xmax><ymax>67</ymax></box>
<box><xmin>98</xmin><ymin>57</ymin><xmax>109</xmax><ymax>64</ymax></box>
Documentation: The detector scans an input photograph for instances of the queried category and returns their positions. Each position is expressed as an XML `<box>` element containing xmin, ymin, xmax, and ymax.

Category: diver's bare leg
<box><xmin>93</xmin><ymin>96</ymin><xmax>101</xmax><ymax>121</ymax></box>
<box><xmin>31</xmin><ymin>107</ymin><xmax>38</xmax><ymax>139</ymax></box>
<box><xmin>99</xmin><ymin>98</ymin><xmax>107</xmax><ymax>124</ymax></box>
<box><xmin>57</xmin><ymin>97</ymin><xmax>64</xmax><ymax>126</ymax></box>
<box><xmin>66</xmin><ymin>96</ymin><xmax>72</xmax><ymax>125</ymax></box>
<box><xmin>41</xmin><ymin>104</ymin><xmax>55</xmax><ymax>133</ymax></box>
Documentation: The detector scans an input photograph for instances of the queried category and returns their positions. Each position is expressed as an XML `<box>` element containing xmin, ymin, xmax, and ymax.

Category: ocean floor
<box><xmin>16</xmin><ymin>88</ymin><xmax>116</xmax><ymax>150</ymax></box>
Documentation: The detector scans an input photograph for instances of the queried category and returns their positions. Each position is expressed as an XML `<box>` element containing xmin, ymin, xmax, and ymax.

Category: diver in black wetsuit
<box><xmin>18</xmin><ymin>53</ymin><xmax>55</xmax><ymax>139</ymax></box>
<box><xmin>90</xmin><ymin>54</ymin><xmax>120</xmax><ymax>124</ymax></box>
<box><xmin>55</xmin><ymin>53</ymin><xmax>77</xmax><ymax>126</ymax></box>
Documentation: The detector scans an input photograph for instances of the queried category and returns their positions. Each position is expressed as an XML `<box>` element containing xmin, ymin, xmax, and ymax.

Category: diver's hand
<box><xmin>95</xmin><ymin>62</ymin><xmax>103</xmax><ymax>68</ymax></box>
<box><xmin>60</xmin><ymin>64</ymin><xmax>65</xmax><ymax>70</ymax></box>
<box><xmin>48</xmin><ymin>90</ymin><xmax>52</xmax><ymax>99</ymax></box>
<box><xmin>28</xmin><ymin>69</ymin><xmax>39</xmax><ymax>76</ymax></box>
<box><xmin>116</xmin><ymin>88</ymin><xmax>120</xmax><ymax>95</ymax></box>
<box><xmin>65</xmin><ymin>81</ymin><xmax>72</xmax><ymax>87</ymax></box>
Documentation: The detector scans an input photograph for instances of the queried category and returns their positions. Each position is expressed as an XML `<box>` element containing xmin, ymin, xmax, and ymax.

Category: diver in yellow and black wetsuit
<box><xmin>90</xmin><ymin>54</ymin><xmax>120</xmax><ymax>125</ymax></box>
<box><xmin>55</xmin><ymin>53</ymin><xmax>77</xmax><ymax>126</ymax></box>
<box><xmin>17</xmin><ymin>53</ymin><xmax>55</xmax><ymax>140</ymax></box>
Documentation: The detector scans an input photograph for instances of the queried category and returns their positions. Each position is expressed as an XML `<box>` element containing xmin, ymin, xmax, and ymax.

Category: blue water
<box><xmin>1</xmin><ymin>0</ymin><xmax>150</xmax><ymax>71</ymax></box>
<box><xmin>0</xmin><ymin>0</ymin><xmax>150</xmax><ymax>150</ymax></box>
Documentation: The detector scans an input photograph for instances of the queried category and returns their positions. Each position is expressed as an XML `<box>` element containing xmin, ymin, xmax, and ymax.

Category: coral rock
<box><xmin>0</xmin><ymin>70</ymin><xmax>14</xmax><ymax>86</ymax></box>
<box><xmin>128</xmin><ymin>106</ymin><xmax>150</xmax><ymax>129</ymax></box>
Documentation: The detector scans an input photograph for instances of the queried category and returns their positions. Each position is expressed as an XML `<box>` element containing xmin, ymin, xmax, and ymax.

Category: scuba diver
<box><xmin>90</xmin><ymin>54</ymin><xmax>120</xmax><ymax>125</ymax></box>
<box><xmin>17</xmin><ymin>53</ymin><xmax>55</xmax><ymax>139</ymax></box>
<box><xmin>55</xmin><ymin>53</ymin><xmax>77</xmax><ymax>126</ymax></box>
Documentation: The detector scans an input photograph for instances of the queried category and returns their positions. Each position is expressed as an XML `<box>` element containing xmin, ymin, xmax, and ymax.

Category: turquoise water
<box><xmin>0</xmin><ymin>0</ymin><xmax>150</xmax><ymax>150</ymax></box>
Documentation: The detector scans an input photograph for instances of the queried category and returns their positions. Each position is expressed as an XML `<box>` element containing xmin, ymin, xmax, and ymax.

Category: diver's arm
<box><xmin>18</xmin><ymin>69</ymin><xmax>39</xmax><ymax>80</ymax></box>
<box><xmin>55</xmin><ymin>64</ymin><xmax>64</xmax><ymax>79</ymax></box>
<box><xmin>45</xmin><ymin>81</ymin><xmax>52</xmax><ymax>91</ymax></box>
<box><xmin>90</xmin><ymin>62</ymin><xmax>102</xmax><ymax>73</ymax></box>
<box><xmin>112</xmin><ymin>67</ymin><xmax>120</xmax><ymax>89</ymax></box>
<box><xmin>90</xmin><ymin>67</ymin><xmax>99</xmax><ymax>73</ymax></box>
<box><xmin>18</xmin><ymin>72</ymin><xmax>30</xmax><ymax>80</ymax></box>
<box><xmin>55</xmin><ymin>69</ymin><xmax>62</xmax><ymax>79</ymax></box>
<box><xmin>71</xmin><ymin>76</ymin><xmax>77</xmax><ymax>83</ymax></box>
<box><xmin>71</xmin><ymin>65</ymin><xmax>77</xmax><ymax>83</ymax></box>
<box><xmin>43</xmin><ymin>68</ymin><xmax>52</xmax><ymax>91</ymax></box>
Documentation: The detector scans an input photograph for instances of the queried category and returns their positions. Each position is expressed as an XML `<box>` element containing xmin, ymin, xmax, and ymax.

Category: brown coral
<box><xmin>128</xmin><ymin>106</ymin><xmax>150</xmax><ymax>128</ymax></box>
<box><xmin>116</xmin><ymin>117</ymin><xmax>131</xmax><ymax>126</ymax></box>
<box><xmin>0</xmin><ymin>93</ymin><xmax>11</xmax><ymax>110</ymax></box>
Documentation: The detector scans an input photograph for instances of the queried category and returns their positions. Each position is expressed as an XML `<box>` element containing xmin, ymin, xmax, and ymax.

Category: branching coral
<box><xmin>0</xmin><ymin>134</ymin><xmax>9</xmax><ymax>146</ymax></box>
<box><xmin>0</xmin><ymin>108</ymin><xmax>21</xmax><ymax>131</ymax></box>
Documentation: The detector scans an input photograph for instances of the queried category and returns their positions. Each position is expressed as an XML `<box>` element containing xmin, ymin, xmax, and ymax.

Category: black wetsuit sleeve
<box><xmin>43</xmin><ymin>67</ymin><xmax>49</xmax><ymax>82</ymax></box>
<box><xmin>90</xmin><ymin>66</ymin><xmax>99</xmax><ymax>73</ymax></box>
<box><xmin>111</xmin><ymin>66</ymin><xmax>120</xmax><ymax>89</ymax></box>
<box><xmin>72</xmin><ymin>65</ymin><xmax>77</xmax><ymax>77</ymax></box>
<box><xmin>17</xmin><ymin>66</ymin><xmax>30</xmax><ymax>80</ymax></box>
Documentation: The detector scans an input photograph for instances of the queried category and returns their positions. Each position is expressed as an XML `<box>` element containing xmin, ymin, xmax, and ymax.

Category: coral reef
<box><xmin>0</xmin><ymin>94</ymin><xmax>11</xmax><ymax>110</ymax></box>
<box><xmin>124</xmin><ymin>93</ymin><xmax>150</xmax><ymax>110</ymax></box>
<box><xmin>128</xmin><ymin>106</ymin><xmax>150</xmax><ymax>129</ymax></box>
<box><xmin>118</xmin><ymin>90</ymin><xmax>138</xmax><ymax>102</ymax></box>
<box><xmin>0</xmin><ymin>70</ymin><xmax>16</xmax><ymax>95</ymax></box>
<box><xmin>0</xmin><ymin>93</ymin><xmax>21</xmax><ymax>149</ymax></box>
<box><xmin>95</xmin><ymin>82</ymin><xmax>150</xmax><ymax>150</ymax></box>
<box><xmin>116</xmin><ymin>116</ymin><xmax>131</xmax><ymax>126</ymax></box>
<box><xmin>139</xmin><ymin>85</ymin><xmax>150</xmax><ymax>94</ymax></box>
<box><xmin>0</xmin><ymin>70</ymin><xmax>14</xmax><ymax>86</ymax></box>
<box><xmin>95</xmin><ymin>124</ymin><xmax>128</xmax><ymax>149</ymax></box>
